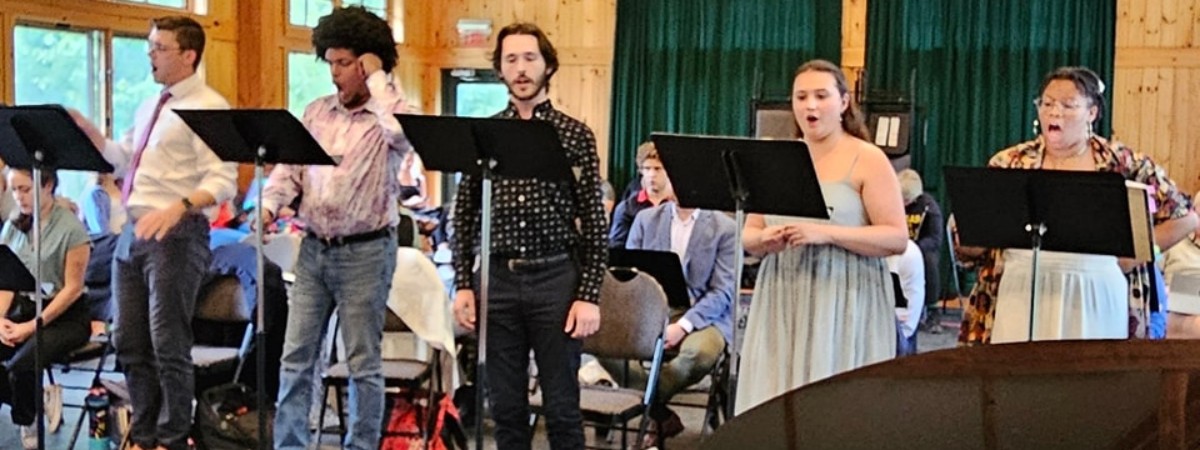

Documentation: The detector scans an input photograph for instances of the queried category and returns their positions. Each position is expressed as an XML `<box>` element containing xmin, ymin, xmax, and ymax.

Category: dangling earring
<box><xmin>1032</xmin><ymin>119</ymin><xmax>1040</xmax><ymax>136</ymax></box>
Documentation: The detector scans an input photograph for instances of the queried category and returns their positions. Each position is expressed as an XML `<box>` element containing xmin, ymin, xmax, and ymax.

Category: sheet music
<box><xmin>886</xmin><ymin>117</ymin><xmax>901</xmax><ymax>147</ymax></box>
<box><xmin>874</xmin><ymin>116</ymin><xmax>890</xmax><ymax>147</ymax></box>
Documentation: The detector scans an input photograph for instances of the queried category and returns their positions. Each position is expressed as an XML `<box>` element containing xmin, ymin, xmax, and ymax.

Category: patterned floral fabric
<box><xmin>958</xmin><ymin>135</ymin><xmax>1192</xmax><ymax>344</ymax></box>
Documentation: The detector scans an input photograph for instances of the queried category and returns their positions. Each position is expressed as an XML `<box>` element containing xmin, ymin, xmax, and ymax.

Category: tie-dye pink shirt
<box><xmin>261</xmin><ymin>72</ymin><xmax>412</xmax><ymax>238</ymax></box>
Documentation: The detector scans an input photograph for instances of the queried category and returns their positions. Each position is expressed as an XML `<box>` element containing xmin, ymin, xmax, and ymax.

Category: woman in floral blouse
<box><xmin>957</xmin><ymin>66</ymin><xmax>1197</xmax><ymax>345</ymax></box>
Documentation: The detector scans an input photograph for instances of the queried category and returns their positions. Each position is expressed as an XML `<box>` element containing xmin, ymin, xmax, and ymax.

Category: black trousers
<box><xmin>481</xmin><ymin>256</ymin><xmax>584</xmax><ymax>450</ymax></box>
<box><xmin>112</xmin><ymin>214</ymin><xmax>211</xmax><ymax>450</ymax></box>
<box><xmin>0</xmin><ymin>294</ymin><xmax>90</xmax><ymax>426</ymax></box>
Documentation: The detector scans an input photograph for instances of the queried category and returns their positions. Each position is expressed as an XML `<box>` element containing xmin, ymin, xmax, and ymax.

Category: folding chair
<box><xmin>530</xmin><ymin>268</ymin><xmax>670</xmax><ymax>449</ymax></box>
<box><xmin>191</xmin><ymin>275</ymin><xmax>256</xmax><ymax>386</ymax></box>
<box><xmin>317</xmin><ymin>309</ymin><xmax>444</xmax><ymax>444</ymax></box>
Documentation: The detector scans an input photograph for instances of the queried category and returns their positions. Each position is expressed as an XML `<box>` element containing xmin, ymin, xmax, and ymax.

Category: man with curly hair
<box><xmin>259</xmin><ymin>6</ymin><xmax>411</xmax><ymax>449</ymax></box>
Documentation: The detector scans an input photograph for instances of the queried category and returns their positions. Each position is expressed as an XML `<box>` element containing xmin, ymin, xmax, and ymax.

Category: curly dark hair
<box><xmin>312</xmin><ymin>6</ymin><xmax>398</xmax><ymax>73</ymax></box>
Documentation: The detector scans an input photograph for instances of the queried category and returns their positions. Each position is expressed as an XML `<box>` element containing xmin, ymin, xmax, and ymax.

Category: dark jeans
<box><xmin>113</xmin><ymin>214</ymin><xmax>211</xmax><ymax>450</ymax></box>
<box><xmin>0</xmin><ymin>295</ymin><xmax>90</xmax><ymax>426</ymax></box>
<box><xmin>482</xmin><ymin>255</ymin><xmax>584</xmax><ymax>450</ymax></box>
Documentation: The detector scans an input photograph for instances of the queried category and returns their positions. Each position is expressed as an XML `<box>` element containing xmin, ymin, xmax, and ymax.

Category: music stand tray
<box><xmin>944</xmin><ymin>166</ymin><xmax>1149</xmax><ymax>341</ymax></box>
<box><xmin>0</xmin><ymin>245</ymin><xmax>36</xmax><ymax>293</ymax></box>
<box><xmin>609</xmin><ymin>248</ymin><xmax>691</xmax><ymax>309</ymax></box>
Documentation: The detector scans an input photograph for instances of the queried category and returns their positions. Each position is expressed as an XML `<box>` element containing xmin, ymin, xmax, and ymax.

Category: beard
<box><xmin>505</xmin><ymin>73</ymin><xmax>548</xmax><ymax>101</ymax></box>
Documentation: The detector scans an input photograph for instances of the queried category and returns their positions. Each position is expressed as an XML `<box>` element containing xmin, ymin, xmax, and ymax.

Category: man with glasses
<box><xmin>609</xmin><ymin>141</ymin><xmax>673</xmax><ymax>248</ymax></box>
<box><xmin>73</xmin><ymin>15</ymin><xmax>236</xmax><ymax>450</ymax></box>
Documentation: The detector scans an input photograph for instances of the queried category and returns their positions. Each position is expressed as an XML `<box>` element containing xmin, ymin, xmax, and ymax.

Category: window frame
<box><xmin>284</xmin><ymin>0</ymin><xmax>401</xmax><ymax>43</ymax></box>
<box><xmin>111</xmin><ymin>0</ymin><xmax>195</xmax><ymax>11</ymax></box>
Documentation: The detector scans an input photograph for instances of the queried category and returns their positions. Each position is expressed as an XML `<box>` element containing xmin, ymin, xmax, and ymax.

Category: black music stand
<box><xmin>944</xmin><ymin>167</ymin><xmax>1148</xmax><ymax>341</ymax></box>
<box><xmin>176</xmin><ymin>109</ymin><xmax>336</xmax><ymax>450</ymax></box>
<box><xmin>395</xmin><ymin>114</ymin><xmax>573</xmax><ymax>450</ymax></box>
<box><xmin>650</xmin><ymin>132</ymin><xmax>828</xmax><ymax>418</ymax></box>
<box><xmin>0</xmin><ymin>245</ymin><xmax>36</xmax><ymax>292</ymax></box>
<box><xmin>0</xmin><ymin>105</ymin><xmax>113</xmax><ymax>450</ymax></box>
<box><xmin>609</xmin><ymin>249</ymin><xmax>691</xmax><ymax>309</ymax></box>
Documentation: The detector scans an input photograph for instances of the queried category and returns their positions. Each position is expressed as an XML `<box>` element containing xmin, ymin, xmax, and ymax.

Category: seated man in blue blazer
<box><xmin>601</xmin><ymin>169</ymin><xmax>736</xmax><ymax>444</ymax></box>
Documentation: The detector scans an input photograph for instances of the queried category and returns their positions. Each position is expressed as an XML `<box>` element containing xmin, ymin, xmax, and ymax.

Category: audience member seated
<box><xmin>399</xmin><ymin>150</ymin><xmax>429</xmax><ymax>211</ymax></box>
<box><xmin>600</xmin><ymin>179</ymin><xmax>616</xmax><ymax>218</ymax></box>
<box><xmin>193</xmin><ymin>242</ymin><xmax>288</xmax><ymax>398</ymax></box>
<box><xmin>1162</xmin><ymin>195</ymin><xmax>1200</xmax><ymax>338</ymax></box>
<box><xmin>0</xmin><ymin>168</ymin><xmax>91</xmax><ymax>449</ymax></box>
<box><xmin>897</xmin><ymin>169</ymin><xmax>942</xmax><ymax>321</ymax></box>
<box><xmin>609</xmin><ymin>141</ymin><xmax>673</xmax><ymax>248</ymax></box>
<box><xmin>80</xmin><ymin>172</ymin><xmax>126</xmax><ymax>237</ymax></box>
<box><xmin>601</xmin><ymin>169</ymin><xmax>736</xmax><ymax>446</ymax></box>
<box><xmin>888</xmin><ymin>239</ymin><xmax>925</xmax><ymax>356</ymax></box>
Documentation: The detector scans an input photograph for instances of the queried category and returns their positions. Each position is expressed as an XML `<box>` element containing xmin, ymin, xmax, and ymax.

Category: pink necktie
<box><xmin>121</xmin><ymin>90</ymin><xmax>173</xmax><ymax>205</ymax></box>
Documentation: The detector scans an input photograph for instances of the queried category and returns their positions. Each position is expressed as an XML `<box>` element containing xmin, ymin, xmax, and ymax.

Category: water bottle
<box><xmin>85</xmin><ymin>386</ymin><xmax>111</xmax><ymax>450</ymax></box>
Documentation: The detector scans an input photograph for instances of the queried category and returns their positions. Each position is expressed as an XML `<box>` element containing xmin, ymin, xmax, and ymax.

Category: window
<box><xmin>290</xmin><ymin>0</ymin><xmax>386</xmax><ymax>28</ymax></box>
<box><xmin>115</xmin><ymin>0</ymin><xmax>188</xmax><ymax>8</ymax></box>
<box><xmin>438</xmin><ymin>69</ymin><xmax>511</xmax><ymax>200</ymax></box>
<box><xmin>112</xmin><ymin>36</ymin><xmax>161</xmax><ymax>140</ymax></box>
<box><xmin>442</xmin><ymin>69</ymin><xmax>509</xmax><ymax>118</ymax></box>
<box><xmin>13</xmin><ymin>25</ymin><xmax>164</xmax><ymax>205</ymax></box>
<box><xmin>287</xmin><ymin>51</ymin><xmax>335</xmax><ymax>117</ymax></box>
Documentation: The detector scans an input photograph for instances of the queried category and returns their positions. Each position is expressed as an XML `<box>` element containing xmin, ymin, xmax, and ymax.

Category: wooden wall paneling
<box><xmin>1139</xmin><ymin>69</ymin><xmax>1160</xmax><ymax>165</ymax></box>
<box><xmin>1</xmin><ymin>11</ymin><xmax>9</xmax><ymax>103</ymax></box>
<box><xmin>1114</xmin><ymin>0</ymin><xmax>1200</xmax><ymax>195</ymax></box>
<box><xmin>1148</xmin><ymin>0</ymin><xmax>1165</xmax><ymax>46</ymax></box>
<box><xmin>842</xmin><ymin>0</ymin><xmax>867</xmax><ymax>92</ymax></box>
<box><xmin>206</xmin><ymin>38</ymin><xmax>239</xmax><ymax>104</ymax></box>
<box><xmin>0</xmin><ymin>0</ymin><xmax>237</xmax><ymax>41</ymax></box>
<box><xmin>1176</xmin><ymin>68</ymin><xmax>1195</xmax><ymax>192</ymax></box>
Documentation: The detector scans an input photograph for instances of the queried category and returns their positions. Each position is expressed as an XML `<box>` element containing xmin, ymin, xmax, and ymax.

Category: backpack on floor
<box><xmin>381</xmin><ymin>388</ymin><xmax>467</xmax><ymax>450</ymax></box>
<box><xmin>192</xmin><ymin>382</ymin><xmax>275</xmax><ymax>450</ymax></box>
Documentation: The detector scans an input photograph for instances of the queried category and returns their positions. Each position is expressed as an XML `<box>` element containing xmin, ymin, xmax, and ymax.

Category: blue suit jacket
<box><xmin>627</xmin><ymin>203</ymin><xmax>736</xmax><ymax>344</ymax></box>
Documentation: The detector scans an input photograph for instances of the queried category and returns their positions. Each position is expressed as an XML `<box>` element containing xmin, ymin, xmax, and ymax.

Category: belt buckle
<box><xmin>507</xmin><ymin>258</ymin><xmax>519</xmax><ymax>271</ymax></box>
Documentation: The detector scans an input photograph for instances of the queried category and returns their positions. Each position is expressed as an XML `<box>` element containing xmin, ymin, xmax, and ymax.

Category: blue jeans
<box><xmin>274</xmin><ymin>232</ymin><xmax>397</xmax><ymax>450</ymax></box>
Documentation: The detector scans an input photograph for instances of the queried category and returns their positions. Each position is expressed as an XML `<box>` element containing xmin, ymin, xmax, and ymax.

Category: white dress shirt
<box><xmin>887</xmin><ymin>240</ymin><xmax>925</xmax><ymax>338</ymax></box>
<box><xmin>670</xmin><ymin>204</ymin><xmax>700</xmax><ymax>332</ymax></box>
<box><xmin>101</xmin><ymin>73</ymin><xmax>237</xmax><ymax>219</ymax></box>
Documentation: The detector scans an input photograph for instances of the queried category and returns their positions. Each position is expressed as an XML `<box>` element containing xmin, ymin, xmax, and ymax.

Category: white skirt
<box><xmin>992</xmin><ymin>249</ymin><xmax>1128</xmax><ymax>343</ymax></box>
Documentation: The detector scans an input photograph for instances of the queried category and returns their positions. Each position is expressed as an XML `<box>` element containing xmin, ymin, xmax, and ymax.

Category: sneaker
<box><xmin>20</xmin><ymin>425</ymin><xmax>37</xmax><ymax>450</ymax></box>
<box><xmin>44</xmin><ymin>383</ymin><xmax>63</xmax><ymax>433</ymax></box>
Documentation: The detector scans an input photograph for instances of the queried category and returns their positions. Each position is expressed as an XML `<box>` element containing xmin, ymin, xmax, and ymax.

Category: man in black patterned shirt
<box><xmin>450</xmin><ymin>22</ymin><xmax>606</xmax><ymax>450</ymax></box>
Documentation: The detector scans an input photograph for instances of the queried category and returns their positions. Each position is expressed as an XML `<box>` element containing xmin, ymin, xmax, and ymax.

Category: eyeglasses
<box><xmin>639</xmin><ymin>165</ymin><xmax>664</xmax><ymax>173</ymax></box>
<box><xmin>1033</xmin><ymin>97</ymin><xmax>1087</xmax><ymax>113</ymax></box>
<box><xmin>148</xmin><ymin>43</ymin><xmax>182</xmax><ymax>54</ymax></box>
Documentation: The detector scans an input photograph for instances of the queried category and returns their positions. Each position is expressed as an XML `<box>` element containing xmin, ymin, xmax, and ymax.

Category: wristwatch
<box><xmin>180</xmin><ymin>197</ymin><xmax>194</xmax><ymax>211</ymax></box>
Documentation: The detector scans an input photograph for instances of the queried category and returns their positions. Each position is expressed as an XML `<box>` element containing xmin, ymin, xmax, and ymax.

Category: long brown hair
<box><xmin>793</xmin><ymin>60</ymin><xmax>869</xmax><ymax>141</ymax></box>
<box><xmin>6</xmin><ymin>168</ymin><xmax>57</xmax><ymax>234</ymax></box>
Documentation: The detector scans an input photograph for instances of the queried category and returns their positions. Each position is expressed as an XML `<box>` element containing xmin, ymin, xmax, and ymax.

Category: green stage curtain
<box><xmin>865</xmin><ymin>0</ymin><xmax>1115</xmax><ymax>198</ymax></box>
<box><xmin>607</xmin><ymin>0</ymin><xmax>843</xmax><ymax>192</ymax></box>
<box><xmin>865</xmin><ymin>0</ymin><xmax>1114</xmax><ymax>299</ymax></box>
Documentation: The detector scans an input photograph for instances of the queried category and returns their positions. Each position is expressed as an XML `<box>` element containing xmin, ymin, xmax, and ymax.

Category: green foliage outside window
<box><xmin>288</xmin><ymin>52</ymin><xmax>335</xmax><ymax>118</ymax></box>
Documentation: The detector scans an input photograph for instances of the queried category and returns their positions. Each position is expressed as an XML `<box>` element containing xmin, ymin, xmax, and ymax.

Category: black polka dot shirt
<box><xmin>451</xmin><ymin>100</ymin><xmax>608</xmax><ymax>303</ymax></box>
